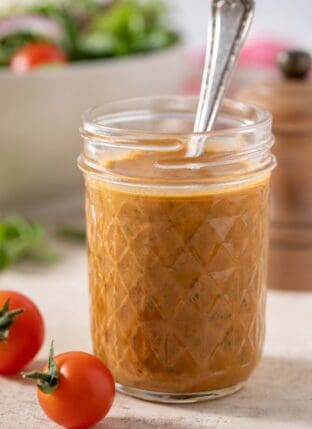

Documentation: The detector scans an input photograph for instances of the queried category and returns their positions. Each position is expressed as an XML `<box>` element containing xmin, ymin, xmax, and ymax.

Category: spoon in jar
<box><xmin>190</xmin><ymin>0</ymin><xmax>255</xmax><ymax>156</ymax></box>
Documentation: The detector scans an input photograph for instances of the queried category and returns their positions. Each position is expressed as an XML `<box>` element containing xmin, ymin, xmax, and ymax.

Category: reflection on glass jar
<box><xmin>78</xmin><ymin>96</ymin><xmax>276</xmax><ymax>402</ymax></box>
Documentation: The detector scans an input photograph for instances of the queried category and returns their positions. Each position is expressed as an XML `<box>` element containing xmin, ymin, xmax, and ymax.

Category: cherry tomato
<box><xmin>25</xmin><ymin>346</ymin><xmax>115</xmax><ymax>429</ymax></box>
<box><xmin>0</xmin><ymin>290</ymin><xmax>44</xmax><ymax>374</ymax></box>
<box><xmin>10</xmin><ymin>42</ymin><xmax>67</xmax><ymax>72</ymax></box>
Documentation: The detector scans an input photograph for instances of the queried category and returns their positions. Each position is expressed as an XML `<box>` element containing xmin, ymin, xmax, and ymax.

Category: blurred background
<box><xmin>170</xmin><ymin>0</ymin><xmax>312</xmax><ymax>49</ymax></box>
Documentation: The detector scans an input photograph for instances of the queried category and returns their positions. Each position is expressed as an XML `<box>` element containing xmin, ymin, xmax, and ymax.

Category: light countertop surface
<box><xmin>0</xmin><ymin>240</ymin><xmax>311</xmax><ymax>429</ymax></box>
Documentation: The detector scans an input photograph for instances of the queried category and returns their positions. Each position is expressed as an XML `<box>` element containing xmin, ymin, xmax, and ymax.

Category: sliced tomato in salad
<box><xmin>10</xmin><ymin>41</ymin><xmax>67</xmax><ymax>72</ymax></box>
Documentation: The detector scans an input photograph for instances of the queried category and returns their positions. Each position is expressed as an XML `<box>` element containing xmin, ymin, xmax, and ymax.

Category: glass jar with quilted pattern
<box><xmin>78</xmin><ymin>96</ymin><xmax>276</xmax><ymax>403</ymax></box>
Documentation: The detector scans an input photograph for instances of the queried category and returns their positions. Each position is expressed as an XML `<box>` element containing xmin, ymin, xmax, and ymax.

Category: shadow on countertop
<box><xmin>98</xmin><ymin>417</ymin><xmax>186</xmax><ymax>429</ymax></box>
<box><xmin>3</xmin><ymin>355</ymin><xmax>310</xmax><ymax>428</ymax></box>
<box><xmin>186</xmin><ymin>355</ymin><xmax>312</xmax><ymax>424</ymax></box>
<box><xmin>96</xmin><ymin>355</ymin><xmax>312</xmax><ymax>429</ymax></box>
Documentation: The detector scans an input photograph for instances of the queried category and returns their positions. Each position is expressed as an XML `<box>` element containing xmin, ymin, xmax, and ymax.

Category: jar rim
<box><xmin>82</xmin><ymin>95</ymin><xmax>272</xmax><ymax>139</ymax></box>
<box><xmin>79</xmin><ymin>95</ymin><xmax>276</xmax><ymax>192</ymax></box>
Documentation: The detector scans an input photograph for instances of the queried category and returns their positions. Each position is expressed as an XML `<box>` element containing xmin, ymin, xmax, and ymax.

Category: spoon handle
<box><xmin>194</xmin><ymin>0</ymin><xmax>255</xmax><ymax>133</ymax></box>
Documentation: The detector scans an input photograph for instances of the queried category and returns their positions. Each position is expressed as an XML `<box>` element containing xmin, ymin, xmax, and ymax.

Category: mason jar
<box><xmin>78</xmin><ymin>96</ymin><xmax>276</xmax><ymax>403</ymax></box>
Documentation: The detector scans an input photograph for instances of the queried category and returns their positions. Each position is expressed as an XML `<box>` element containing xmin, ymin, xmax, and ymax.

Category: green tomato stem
<box><xmin>0</xmin><ymin>299</ymin><xmax>25</xmax><ymax>341</ymax></box>
<box><xmin>22</xmin><ymin>341</ymin><xmax>60</xmax><ymax>394</ymax></box>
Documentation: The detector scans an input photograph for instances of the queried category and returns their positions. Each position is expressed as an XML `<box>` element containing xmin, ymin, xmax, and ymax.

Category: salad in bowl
<box><xmin>0</xmin><ymin>1</ymin><xmax>187</xmax><ymax>209</ymax></box>
<box><xmin>0</xmin><ymin>0</ymin><xmax>178</xmax><ymax>72</ymax></box>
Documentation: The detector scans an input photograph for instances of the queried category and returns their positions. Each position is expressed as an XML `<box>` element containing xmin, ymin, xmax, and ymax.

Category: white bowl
<box><xmin>1</xmin><ymin>44</ymin><xmax>189</xmax><ymax>209</ymax></box>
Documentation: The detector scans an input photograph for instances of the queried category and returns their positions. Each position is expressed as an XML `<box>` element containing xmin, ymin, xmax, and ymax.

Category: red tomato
<box><xmin>10</xmin><ymin>41</ymin><xmax>67</xmax><ymax>72</ymax></box>
<box><xmin>36</xmin><ymin>351</ymin><xmax>115</xmax><ymax>429</ymax></box>
<box><xmin>0</xmin><ymin>290</ymin><xmax>44</xmax><ymax>374</ymax></box>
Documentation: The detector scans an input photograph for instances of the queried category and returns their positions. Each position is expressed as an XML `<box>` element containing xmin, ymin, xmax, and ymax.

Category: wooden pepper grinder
<box><xmin>237</xmin><ymin>49</ymin><xmax>312</xmax><ymax>291</ymax></box>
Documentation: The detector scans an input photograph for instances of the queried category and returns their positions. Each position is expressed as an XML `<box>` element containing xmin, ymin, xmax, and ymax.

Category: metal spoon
<box><xmin>194</xmin><ymin>0</ymin><xmax>255</xmax><ymax>135</ymax></box>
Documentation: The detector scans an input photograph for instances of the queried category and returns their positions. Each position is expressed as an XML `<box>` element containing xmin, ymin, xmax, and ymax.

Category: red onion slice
<box><xmin>0</xmin><ymin>14</ymin><xmax>64</xmax><ymax>43</ymax></box>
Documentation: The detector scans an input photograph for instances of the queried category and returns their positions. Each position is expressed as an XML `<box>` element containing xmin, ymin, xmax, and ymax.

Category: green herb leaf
<box><xmin>57</xmin><ymin>227</ymin><xmax>86</xmax><ymax>242</ymax></box>
<box><xmin>0</xmin><ymin>216</ymin><xmax>58</xmax><ymax>272</ymax></box>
